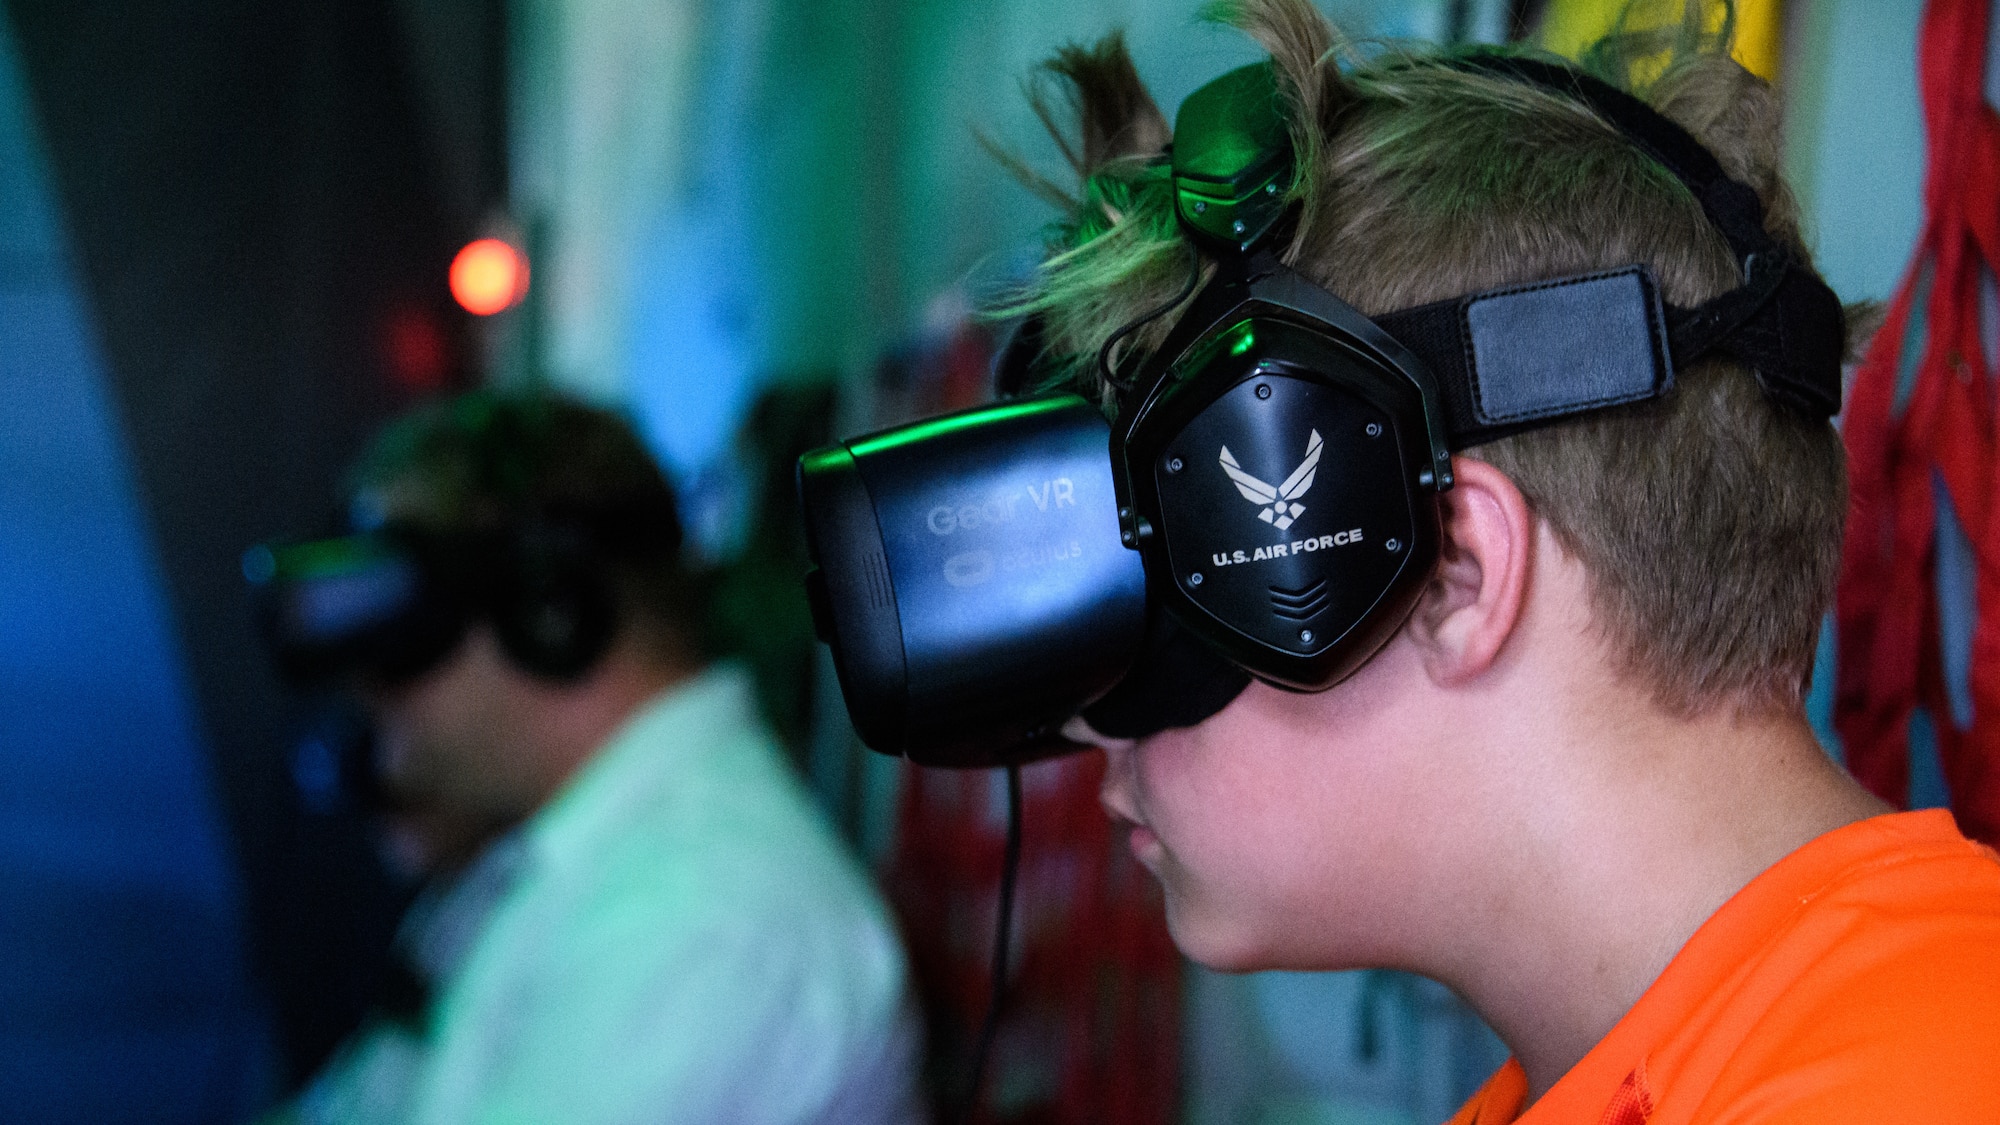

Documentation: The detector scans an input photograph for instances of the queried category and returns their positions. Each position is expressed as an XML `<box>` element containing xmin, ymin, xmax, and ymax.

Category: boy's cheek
<box><xmin>1144</xmin><ymin>775</ymin><xmax>1343</xmax><ymax>969</ymax></box>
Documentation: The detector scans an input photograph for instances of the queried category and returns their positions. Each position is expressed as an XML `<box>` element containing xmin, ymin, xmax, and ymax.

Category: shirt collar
<box><xmin>524</xmin><ymin>662</ymin><xmax>761</xmax><ymax>871</ymax></box>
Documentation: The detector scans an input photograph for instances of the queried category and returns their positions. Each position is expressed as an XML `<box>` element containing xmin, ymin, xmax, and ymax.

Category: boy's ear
<box><xmin>1408</xmin><ymin>457</ymin><xmax>1537</xmax><ymax>686</ymax></box>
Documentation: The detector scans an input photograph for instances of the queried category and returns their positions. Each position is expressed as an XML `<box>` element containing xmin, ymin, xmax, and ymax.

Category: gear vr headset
<box><xmin>243</xmin><ymin>515</ymin><xmax>628</xmax><ymax>813</ymax></box>
<box><xmin>800</xmin><ymin>53</ymin><xmax>1844</xmax><ymax>769</ymax></box>
<box><xmin>247</xmin><ymin>395</ymin><xmax>691</xmax><ymax>691</ymax></box>
<box><xmin>244</xmin><ymin>517</ymin><xmax>622</xmax><ymax>688</ymax></box>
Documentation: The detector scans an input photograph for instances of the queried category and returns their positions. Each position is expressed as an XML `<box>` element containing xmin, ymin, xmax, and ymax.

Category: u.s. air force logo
<box><xmin>1218</xmin><ymin>429</ymin><xmax>1322</xmax><ymax>531</ymax></box>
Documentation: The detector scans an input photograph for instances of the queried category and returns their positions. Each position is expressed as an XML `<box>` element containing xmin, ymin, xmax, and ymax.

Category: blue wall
<box><xmin>0</xmin><ymin>15</ymin><xmax>272</xmax><ymax>1122</ymax></box>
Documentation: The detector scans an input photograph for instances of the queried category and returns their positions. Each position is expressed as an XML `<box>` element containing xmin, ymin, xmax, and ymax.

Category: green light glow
<box><xmin>271</xmin><ymin>536</ymin><xmax>399</xmax><ymax>581</ymax></box>
<box><xmin>1230</xmin><ymin>328</ymin><xmax>1256</xmax><ymax>356</ymax></box>
<box><xmin>848</xmin><ymin>396</ymin><xmax>1080</xmax><ymax>457</ymax></box>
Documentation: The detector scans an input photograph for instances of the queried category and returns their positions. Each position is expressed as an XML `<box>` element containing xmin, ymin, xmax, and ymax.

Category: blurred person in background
<box><xmin>260</xmin><ymin>390</ymin><xmax>923</xmax><ymax>1125</ymax></box>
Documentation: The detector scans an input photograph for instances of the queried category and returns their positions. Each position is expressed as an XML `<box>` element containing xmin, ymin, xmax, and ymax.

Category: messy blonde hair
<box><xmin>1006</xmin><ymin>0</ymin><xmax>1847</xmax><ymax>716</ymax></box>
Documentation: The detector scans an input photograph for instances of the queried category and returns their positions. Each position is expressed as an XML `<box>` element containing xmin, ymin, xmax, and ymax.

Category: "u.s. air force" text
<box><xmin>1210</xmin><ymin>528</ymin><xmax>1363</xmax><ymax>567</ymax></box>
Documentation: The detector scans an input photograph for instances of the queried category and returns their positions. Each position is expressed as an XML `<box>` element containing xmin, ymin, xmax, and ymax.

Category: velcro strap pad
<box><xmin>1376</xmin><ymin>266</ymin><xmax>1676</xmax><ymax>449</ymax></box>
<box><xmin>1463</xmin><ymin>267</ymin><xmax>1672</xmax><ymax>425</ymax></box>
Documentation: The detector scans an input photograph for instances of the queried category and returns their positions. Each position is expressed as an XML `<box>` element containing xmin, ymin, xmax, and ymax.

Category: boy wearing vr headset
<box><xmin>264</xmin><ymin>393</ymin><xmax>921</xmax><ymax>1125</ymax></box>
<box><xmin>957</xmin><ymin>1</ymin><xmax>2000</xmax><ymax>1120</ymax></box>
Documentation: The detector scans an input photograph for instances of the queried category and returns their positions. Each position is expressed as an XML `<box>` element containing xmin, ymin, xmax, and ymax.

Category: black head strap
<box><xmin>997</xmin><ymin>54</ymin><xmax>1844</xmax><ymax>434</ymax></box>
<box><xmin>1374</xmin><ymin>265</ymin><xmax>1675</xmax><ymax>450</ymax></box>
<box><xmin>1376</xmin><ymin>53</ymin><xmax>1845</xmax><ymax>428</ymax></box>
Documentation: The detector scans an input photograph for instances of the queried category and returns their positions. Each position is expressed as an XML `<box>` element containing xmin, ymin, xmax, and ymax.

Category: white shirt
<box><xmin>294</xmin><ymin>665</ymin><xmax>925</xmax><ymax>1125</ymax></box>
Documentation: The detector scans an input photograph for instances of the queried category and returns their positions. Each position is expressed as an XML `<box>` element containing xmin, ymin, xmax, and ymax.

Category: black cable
<box><xmin>1097</xmin><ymin>243</ymin><xmax>1204</xmax><ymax>395</ymax></box>
<box><xmin>959</xmin><ymin>763</ymin><xmax>1023</xmax><ymax>1125</ymax></box>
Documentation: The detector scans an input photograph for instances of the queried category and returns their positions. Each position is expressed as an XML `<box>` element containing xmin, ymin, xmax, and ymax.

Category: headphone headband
<box><xmin>1158</xmin><ymin>53</ymin><xmax>1844</xmax><ymax>424</ymax></box>
<box><xmin>1448</xmin><ymin>54</ymin><xmax>1775</xmax><ymax>256</ymax></box>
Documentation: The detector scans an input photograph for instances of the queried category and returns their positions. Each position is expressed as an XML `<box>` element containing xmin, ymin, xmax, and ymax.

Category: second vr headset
<box><xmin>800</xmin><ymin>53</ymin><xmax>1845</xmax><ymax>769</ymax></box>
<box><xmin>244</xmin><ymin>517</ymin><xmax>627</xmax><ymax>689</ymax></box>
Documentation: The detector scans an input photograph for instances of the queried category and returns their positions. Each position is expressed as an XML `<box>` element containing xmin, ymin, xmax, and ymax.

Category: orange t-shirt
<box><xmin>1447</xmin><ymin>809</ymin><xmax>2000</xmax><ymax>1125</ymax></box>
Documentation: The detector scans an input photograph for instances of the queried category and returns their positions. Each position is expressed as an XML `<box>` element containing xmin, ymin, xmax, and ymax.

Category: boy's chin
<box><xmin>1164</xmin><ymin>901</ymin><xmax>1284</xmax><ymax>974</ymax></box>
<box><xmin>1165</xmin><ymin>897</ymin><xmax>1366</xmax><ymax>974</ymax></box>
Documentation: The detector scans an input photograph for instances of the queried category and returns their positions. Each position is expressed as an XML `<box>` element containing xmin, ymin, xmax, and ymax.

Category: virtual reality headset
<box><xmin>245</xmin><ymin>519</ymin><xmax>621</xmax><ymax>688</ymax></box>
<box><xmin>801</xmin><ymin>54</ymin><xmax>1843</xmax><ymax>770</ymax></box>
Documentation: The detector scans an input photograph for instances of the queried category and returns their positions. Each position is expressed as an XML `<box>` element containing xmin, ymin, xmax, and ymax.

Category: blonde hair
<box><xmin>1004</xmin><ymin>0</ymin><xmax>1849</xmax><ymax>716</ymax></box>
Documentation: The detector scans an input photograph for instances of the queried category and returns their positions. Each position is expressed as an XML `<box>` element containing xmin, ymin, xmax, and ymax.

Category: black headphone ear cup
<box><xmin>1123</xmin><ymin>312</ymin><xmax>1442</xmax><ymax>691</ymax></box>
<box><xmin>493</xmin><ymin>528</ymin><xmax>617</xmax><ymax>680</ymax></box>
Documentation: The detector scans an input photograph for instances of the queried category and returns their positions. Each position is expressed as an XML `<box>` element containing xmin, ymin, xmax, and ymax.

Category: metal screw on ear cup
<box><xmin>1193</xmin><ymin>201</ymin><xmax>1208</xmax><ymax>213</ymax></box>
<box><xmin>1255</xmin><ymin>383</ymin><xmax>1272</xmax><ymax>400</ymax></box>
<box><xmin>1265</xmin><ymin>183</ymin><xmax>1279</xmax><ymax>195</ymax></box>
<box><xmin>1189</xmin><ymin>572</ymin><xmax>1204</xmax><ymax>586</ymax></box>
<box><xmin>1165</xmin><ymin>456</ymin><xmax>1184</xmax><ymax>473</ymax></box>
<box><xmin>1299</xmin><ymin>629</ymin><xmax>1315</xmax><ymax>644</ymax></box>
<box><xmin>1233</xmin><ymin>220</ymin><xmax>1246</xmax><ymax>235</ymax></box>
<box><xmin>1365</xmin><ymin>422</ymin><xmax>1382</xmax><ymax>437</ymax></box>
<box><xmin>1386</xmin><ymin>539</ymin><xmax>1402</xmax><ymax>552</ymax></box>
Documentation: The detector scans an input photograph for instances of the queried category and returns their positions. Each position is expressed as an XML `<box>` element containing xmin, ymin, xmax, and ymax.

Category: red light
<box><xmin>450</xmin><ymin>238</ymin><xmax>527</xmax><ymax>316</ymax></box>
<box><xmin>381</xmin><ymin>305</ymin><xmax>452</xmax><ymax>391</ymax></box>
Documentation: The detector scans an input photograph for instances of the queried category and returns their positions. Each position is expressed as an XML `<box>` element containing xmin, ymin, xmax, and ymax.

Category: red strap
<box><xmin>1837</xmin><ymin>0</ymin><xmax>2000</xmax><ymax>843</ymax></box>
